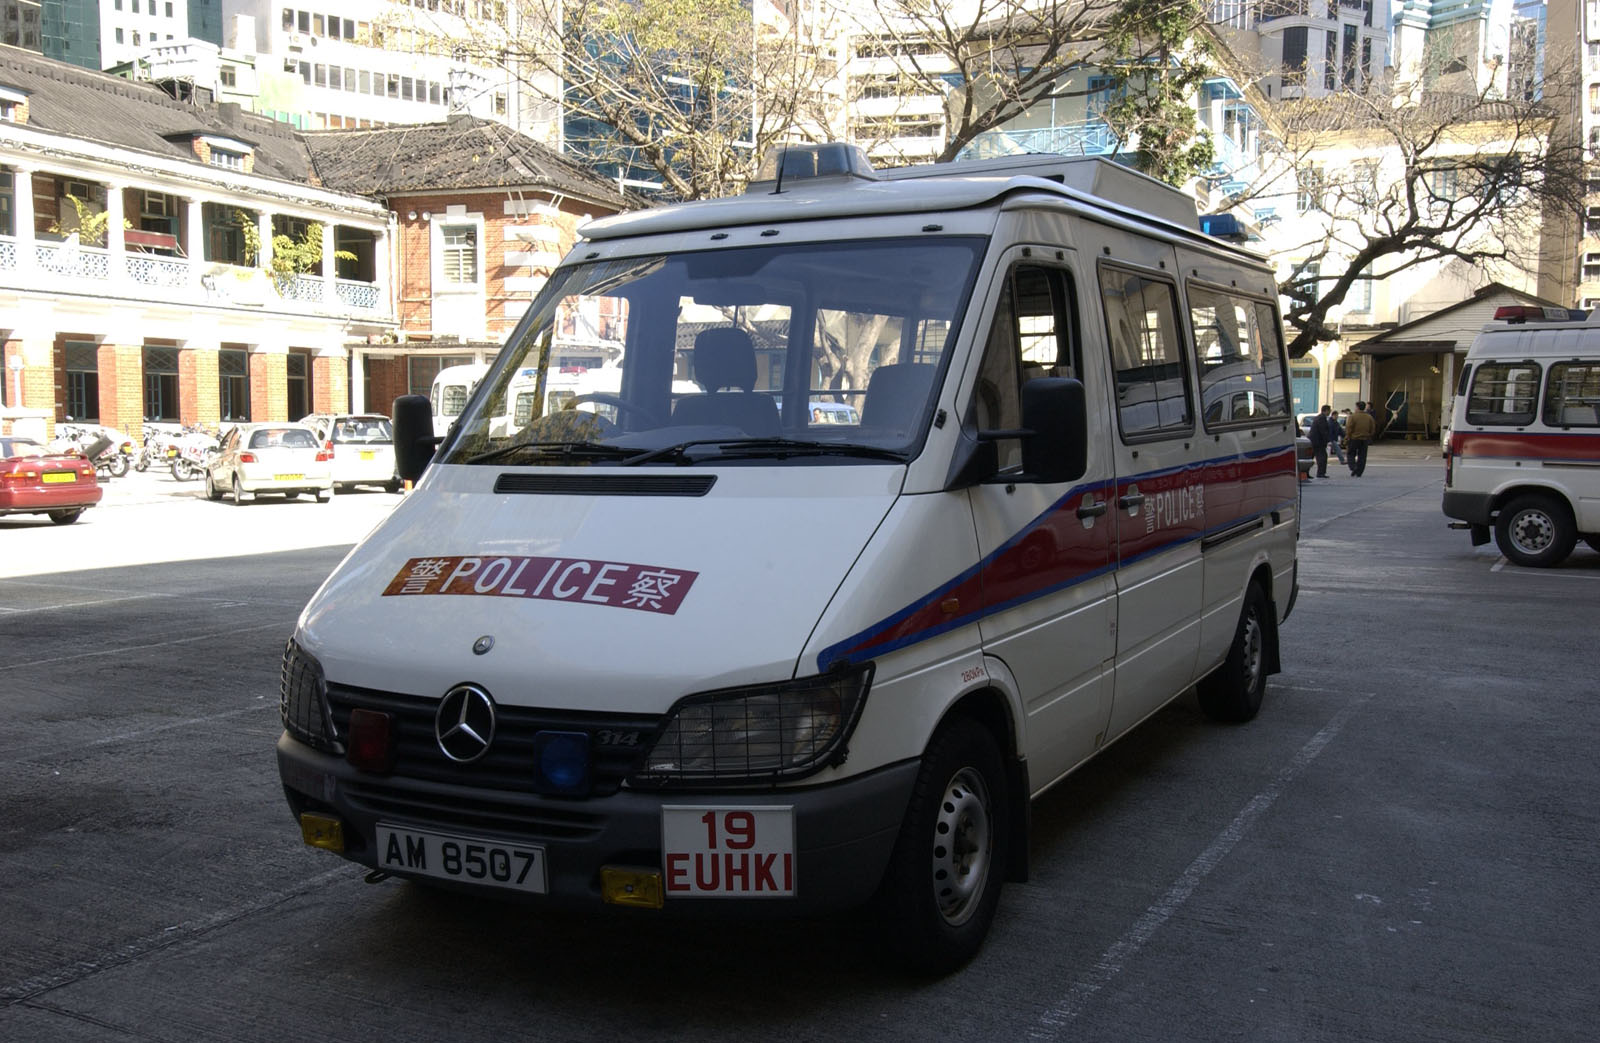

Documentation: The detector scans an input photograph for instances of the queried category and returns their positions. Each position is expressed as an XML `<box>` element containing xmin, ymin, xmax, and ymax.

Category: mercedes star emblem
<box><xmin>435</xmin><ymin>684</ymin><xmax>496</xmax><ymax>763</ymax></box>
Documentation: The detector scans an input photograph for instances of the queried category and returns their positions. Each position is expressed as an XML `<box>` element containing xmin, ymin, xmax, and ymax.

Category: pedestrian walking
<box><xmin>1328</xmin><ymin>409</ymin><xmax>1347</xmax><ymax>466</ymax></box>
<box><xmin>1346</xmin><ymin>400</ymin><xmax>1376</xmax><ymax>476</ymax></box>
<box><xmin>1308</xmin><ymin>404</ymin><xmax>1333</xmax><ymax>478</ymax></box>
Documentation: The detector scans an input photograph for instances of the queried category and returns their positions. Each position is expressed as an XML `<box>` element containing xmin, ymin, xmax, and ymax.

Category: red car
<box><xmin>0</xmin><ymin>436</ymin><xmax>104</xmax><ymax>525</ymax></box>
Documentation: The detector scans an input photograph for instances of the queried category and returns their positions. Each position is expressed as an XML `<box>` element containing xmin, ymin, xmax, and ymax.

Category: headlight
<box><xmin>634</xmin><ymin>665</ymin><xmax>873</xmax><ymax>785</ymax></box>
<box><xmin>280</xmin><ymin>639</ymin><xmax>340</xmax><ymax>753</ymax></box>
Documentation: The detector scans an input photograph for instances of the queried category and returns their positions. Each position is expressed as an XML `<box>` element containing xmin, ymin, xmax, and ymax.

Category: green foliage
<box><xmin>233</xmin><ymin>208</ymin><xmax>355</xmax><ymax>289</ymax></box>
<box><xmin>49</xmin><ymin>195</ymin><xmax>131</xmax><ymax>247</ymax></box>
<box><xmin>1098</xmin><ymin>0</ymin><xmax>1216</xmax><ymax>186</ymax></box>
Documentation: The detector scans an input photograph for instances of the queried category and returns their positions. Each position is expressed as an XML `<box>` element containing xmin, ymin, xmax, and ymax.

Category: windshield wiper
<box><xmin>464</xmin><ymin>441</ymin><xmax>637</xmax><ymax>465</ymax></box>
<box><xmin>714</xmin><ymin>438</ymin><xmax>909</xmax><ymax>462</ymax></box>
<box><xmin>619</xmin><ymin>438</ymin><xmax>907</xmax><ymax>467</ymax></box>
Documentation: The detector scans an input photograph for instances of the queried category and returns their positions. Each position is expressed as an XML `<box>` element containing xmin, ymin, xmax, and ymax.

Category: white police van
<box><xmin>1444</xmin><ymin>305</ymin><xmax>1600</xmax><ymax>566</ymax></box>
<box><xmin>279</xmin><ymin>144</ymin><xmax>1300</xmax><ymax>973</ymax></box>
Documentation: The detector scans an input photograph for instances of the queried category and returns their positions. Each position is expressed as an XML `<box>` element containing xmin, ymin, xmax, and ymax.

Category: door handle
<box><xmin>1118</xmin><ymin>492</ymin><xmax>1145</xmax><ymax>509</ymax></box>
<box><xmin>1076</xmin><ymin>500</ymin><xmax>1107</xmax><ymax>519</ymax></box>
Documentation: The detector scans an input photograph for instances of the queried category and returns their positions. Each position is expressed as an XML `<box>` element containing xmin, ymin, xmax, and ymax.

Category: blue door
<box><xmin>1291</xmin><ymin>366</ymin><xmax>1318</xmax><ymax>415</ymax></box>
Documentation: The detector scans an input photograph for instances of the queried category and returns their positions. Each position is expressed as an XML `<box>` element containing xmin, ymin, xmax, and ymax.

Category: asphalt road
<box><xmin>2</xmin><ymin>446</ymin><xmax>1597</xmax><ymax>1042</ymax></box>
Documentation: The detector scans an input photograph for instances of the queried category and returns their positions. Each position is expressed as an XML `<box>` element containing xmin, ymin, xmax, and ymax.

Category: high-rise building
<box><xmin>2</xmin><ymin>0</ymin><xmax>43</xmax><ymax>51</ymax></box>
<box><xmin>40</xmin><ymin>0</ymin><xmax>220</xmax><ymax>71</ymax></box>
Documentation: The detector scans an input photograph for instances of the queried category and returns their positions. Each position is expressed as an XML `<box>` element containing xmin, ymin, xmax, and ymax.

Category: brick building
<box><xmin>302</xmin><ymin>116</ymin><xmax>632</xmax><ymax>414</ymax></box>
<box><xmin>0</xmin><ymin>45</ymin><xmax>396</xmax><ymax>441</ymax></box>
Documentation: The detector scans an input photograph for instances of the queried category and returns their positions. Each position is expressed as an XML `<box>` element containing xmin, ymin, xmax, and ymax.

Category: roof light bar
<box><xmin>748</xmin><ymin>143</ymin><xmax>878</xmax><ymax>194</ymax></box>
<box><xmin>1493</xmin><ymin>305</ymin><xmax>1587</xmax><ymax>323</ymax></box>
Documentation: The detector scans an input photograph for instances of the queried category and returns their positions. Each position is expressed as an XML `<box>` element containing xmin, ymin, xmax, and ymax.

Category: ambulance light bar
<box><xmin>748</xmin><ymin>143</ymin><xmax>878</xmax><ymax>193</ymax></box>
<box><xmin>1493</xmin><ymin>305</ymin><xmax>1587</xmax><ymax>323</ymax></box>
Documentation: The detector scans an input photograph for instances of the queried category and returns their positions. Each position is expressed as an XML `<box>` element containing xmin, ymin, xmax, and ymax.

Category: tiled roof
<box><xmin>303</xmin><ymin>116</ymin><xmax>630</xmax><ymax>208</ymax></box>
<box><xmin>0</xmin><ymin>45</ymin><xmax>316</xmax><ymax>184</ymax></box>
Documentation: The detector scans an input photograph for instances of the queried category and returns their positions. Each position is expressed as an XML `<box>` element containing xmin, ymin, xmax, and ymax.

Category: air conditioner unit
<box><xmin>286</xmin><ymin>33</ymin><xmax>304</xmax><ymax>51</ymax></box>
<box><xmin>284</xmin><ymin>57</ymin><xmax>298</xmax><ymax>72</ymax></box>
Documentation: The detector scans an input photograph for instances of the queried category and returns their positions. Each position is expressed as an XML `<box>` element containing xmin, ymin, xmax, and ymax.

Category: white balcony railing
<box><xmin>280</xmin><ymin>273</ymin><xmax>326</xmax><ymax>303</ymax></box>
<box><xmin>2</xmin><ymin>244</ymin><xmax>387</xmax><ymax>316</ymax></box>
<box><xmin>127</xmin><ymin>254</ymin><xmax>190</xmax><ymax>289</ymax></box>
<box><xmin>36</xmin><ymin>240</ymin><xmax>109</xmax><ymax>280</ymax></box>
<box><xmin>336</xmin><ymin>278</ymin><xmax>380</xmax><ymax>310</ymax></box>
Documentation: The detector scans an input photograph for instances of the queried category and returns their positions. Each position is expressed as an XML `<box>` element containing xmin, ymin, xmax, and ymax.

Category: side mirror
<box><xmin>1019</xmin><ymin>378</ymin><xmax>1087</xmax><ymax>484</ymax></box>
<box><xmin>392</xmin><ymin>395</ymin><xmax>437</xmax><ymax>481</ymax></box>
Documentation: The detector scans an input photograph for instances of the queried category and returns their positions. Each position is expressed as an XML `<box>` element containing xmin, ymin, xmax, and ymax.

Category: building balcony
<box><xmin>0</xmin><ymin>234</ymin><xmax>391</xmax><ymax>320</ymax></box>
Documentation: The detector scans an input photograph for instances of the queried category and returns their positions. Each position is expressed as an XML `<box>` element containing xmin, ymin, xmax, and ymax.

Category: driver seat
<box><xmin>672</xmin><ymin>328</ymin><xmax>780</xmax><ymax>435</ymax></box>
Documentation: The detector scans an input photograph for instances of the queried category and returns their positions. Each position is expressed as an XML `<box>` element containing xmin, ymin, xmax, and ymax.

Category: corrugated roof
<box><xmin>303</xmin><ymin>116</ymin><xmax>630</xmax><ymax>208</ymax></box>
<box><xmin>0</xmin><ymin>45</ymin><xmax>316</xmax><ymax>184</ymax></box>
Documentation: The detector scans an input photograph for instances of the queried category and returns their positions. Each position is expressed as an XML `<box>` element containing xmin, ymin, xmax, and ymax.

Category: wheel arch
<box><xmin>1250</xmin><ymin>561</ymin><xmax>1282</xmax><ymax>677</ymax></box>
<box><xmin>936</xmin><ymin>686</ymin><xmax>1030</xmax><ymax>884</ymax></box>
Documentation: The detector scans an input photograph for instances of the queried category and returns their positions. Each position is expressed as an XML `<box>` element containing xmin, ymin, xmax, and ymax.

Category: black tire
<box><xmin>48</xmin><ymin>509</ymin><xmax>83</xmax><ymax>525</ymax></box>
<box><xmin>1197</xmin><ymin>582</ymin><xmax>1270</xmax><ymax>723</ymax></box>
<box><xmin>315</xmin><ymin>489</ymin><xmax>329</xmax><ymax>503</ymax></box>
<box><xmin>204</xmin><ymin>470</ymin><xmax>221</xmax><ymax>501</ymax></box>
<box><xmin>107</xmin><ymin>454</ymin><xmax>129</xmax><ymax>478</ymax></box>
<box><xmin>874</xmin><ymin>717</ymin><xmax>1007</xmax><ymax>976</ymax></box>
<box><xmin>231</xmin><ymin>474</ymin><xmax>247</xmax><ymax>506</ymax></box>
<box><xmin>1494</xmin><ymin>493</ymin><xmax>1576</xmax><ymax>568</ymax></box>
<box><xmin>385</xmin><ymin>479</ymin><xmax>402</xmax><ymax>494</ymax></box>
<box><xmin>1582</xmin><ymin>536</ymin><xmax>1600</xmax><ymax>555</ymax></box>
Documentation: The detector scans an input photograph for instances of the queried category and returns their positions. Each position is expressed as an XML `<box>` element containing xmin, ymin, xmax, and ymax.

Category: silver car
<box><xmin>204</xmin><ymin>423</ymin><xmax>334</xmax><ymax>505</ymax></box>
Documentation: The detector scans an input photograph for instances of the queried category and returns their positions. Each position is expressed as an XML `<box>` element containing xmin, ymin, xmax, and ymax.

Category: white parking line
<box><xmin>1032</xmin><ymin>692</ymin><xmax>1373</xmax><ymax>1036</ymax></box>
<box><xmin>1489</xmin><ymin>559</ymin><xmax>1600</xmax><ymax>578</ymax></box>
<box><xmin>0</xmin><ymin>866</ymin><xmax>356</xmax><ymax>1006</ymax></box>
<box><xmin>0</xmin><ymin>592</ymin><xmax>161</xmax><ymax>615</ymax></box>
<box><xmin>17</xmin><ymin>620</ymin><xmax>291</xmax><ymax>669</ymax></box>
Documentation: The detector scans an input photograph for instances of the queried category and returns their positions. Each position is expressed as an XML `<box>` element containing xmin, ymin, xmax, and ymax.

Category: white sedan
<box><xmin>204</xmin><ymin>423</ymin><xmax>334</xmax><ymax>505</ymax></box>
<box><xmin>306</xmin><ymin>414</ymin><xmax>400</xmax><ymax>493</ymax></box>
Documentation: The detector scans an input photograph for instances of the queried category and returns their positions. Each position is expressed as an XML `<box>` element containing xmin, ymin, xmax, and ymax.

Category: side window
<box><xmin>1099</xmin><ymin>266</ymin><xmax>1191</xmax><ymax>438</ymax></box>
<box><xmin>1455</xmin><ymin>363</ymin><xmax>1472</xmax><ymax>398</ymax></box>
<box><xmin>1466</xmin><ymin>363</ymin><xmax>1541</xmax><ymax>426</ymax></box>
<box><xmin>972</xmin><ymin>265</ymin><xmax>1079</xmax><ymax>469</ymax></box>
<box><xmin>1188</xmin><ymin>284</ymin><xmax>1289</xmax><ymax>425</ymax></box>
<box><xmin>1543</xmin><ymin>362</ymin><xmax>1600</xmax><ymax>427</ymax></box>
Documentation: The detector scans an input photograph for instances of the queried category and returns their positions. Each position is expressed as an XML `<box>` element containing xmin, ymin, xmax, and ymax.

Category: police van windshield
<box><xmin>439</xmin><ymin>237</ymin><xmax>984</xmax><ymax>467</ymax></box>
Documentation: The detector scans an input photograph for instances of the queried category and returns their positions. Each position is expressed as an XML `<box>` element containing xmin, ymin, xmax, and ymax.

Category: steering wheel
<box><xmin>565</xmin><ymin>393</ymin><xmax>660</xmax><ymax>427</ymax></box>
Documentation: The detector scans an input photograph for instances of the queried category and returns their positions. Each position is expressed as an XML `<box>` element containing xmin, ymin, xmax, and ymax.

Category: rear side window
<box><xmin>1188</xmin><ymin>285</ymin><xmax>1289</xmax><ymax>426</ymax></box>
<box><xmin>1099</xmin><ymin>266</ymin><xmax>1191</xmax><ymax>439</ymax></box>
<box><xmin>1465</xmin><ymin>363</ymin><xmax>1541</xmax><ymax>426</ymax></box>
<box><xmin>1543</xmin><ymin>363</ymin><xmax>1600</xmax><ymax>427</ymax></box>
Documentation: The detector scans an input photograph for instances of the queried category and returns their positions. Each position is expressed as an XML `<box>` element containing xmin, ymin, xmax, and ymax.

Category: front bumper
<box><xmin>277</xmin><ymin>732</ymin><xmax>918</xmax><ymax>914</ymax></box>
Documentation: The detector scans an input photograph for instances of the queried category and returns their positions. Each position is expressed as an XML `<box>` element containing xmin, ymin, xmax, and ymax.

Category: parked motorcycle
<box><xmin>53</xmin><ymin>423</ymin><xmax>132</xmax><ymax>479</ymax></box>
<box><xmin>170</xmin><ymin>431</ymin><xmax>220</xmax><ymax>481</ymax></box>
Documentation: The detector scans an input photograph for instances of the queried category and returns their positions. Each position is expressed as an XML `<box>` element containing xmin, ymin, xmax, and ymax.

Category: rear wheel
<box><xmin>1197</xmin><ymin>582</ymin><xmax>1270</xmax><ymax>723</ymax></box>
<box><xmin>204</xmin><ymin>470</ymin><xmax>221</xmax><ymax>501</ymax></box>
<box><xmin>231</xmin><ymin>474</ymin><xmax>247</xmax><ymax>506</ymax></box>
<box><xmin>107</xmin><ymin>454</ymin><xmax>129</xmax><ymax>478</ymax></box>
<box><xmin>1583</xmin><ymin>536</ymin><xmax>1600</xmax><ymax>555</ymax></box>
<box><xmin>1494</xmin><ymin>493</ymin><xmax>1575</xmax><ymax>568</ymax></box>
<box><xmin>315</xmin><ymin>489</ymin><xmax>330</xmax><ymax>503</ymax></box>
<box><xmin>385</xmin><ymin>479</ymin><xmax>402</xmax><ymax>494</ymax></box>
<box><xmin>874</xmin><ymin>717</ymin><xmax>1007</xmax><ymax>976</ymax></box>
<box><xmin>48</xmin><ymin>509</ymin><xmax>83</xmax><ymax>525</ymax></box>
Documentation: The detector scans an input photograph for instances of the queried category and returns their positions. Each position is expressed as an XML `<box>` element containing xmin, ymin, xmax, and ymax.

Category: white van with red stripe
<box><xmin>277</xmin><ymin>144</ymin><xmax>1299</xmax><ymax>974</ymax></box>
<box><xmin>1444</xmin><ymin>306</ymin><xmax>1600</xmax><ymax>566</ymax></box>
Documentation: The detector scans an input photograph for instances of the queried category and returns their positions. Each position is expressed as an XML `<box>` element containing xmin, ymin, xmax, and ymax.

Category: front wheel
<box><xmin>1197</xmin><ymin>582</ymin><xmax>1270</xmax><ymax>723</ymax></box>
<box><xmin>1495</xmin><ymin>493</ymin><xmax>1576</xmax><ymax>568</ymax></box>
<box><xmin>874</xmin><ymin>717</ymin><xmax>1007</xmax><ymax>976</ymax></box>
<box><xmin>107</xmin><ymin>454</ymin><xmax>129</xmax><ymax>478</ymax></box>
